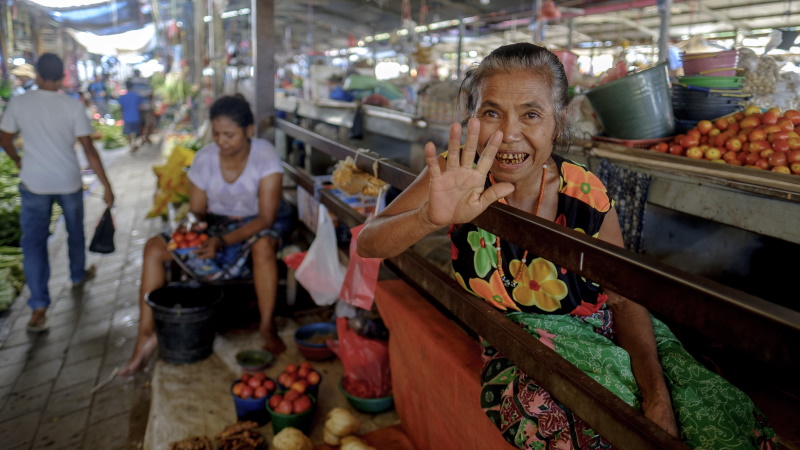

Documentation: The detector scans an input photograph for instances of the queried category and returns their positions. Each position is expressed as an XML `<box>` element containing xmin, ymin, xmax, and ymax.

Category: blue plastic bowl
<box><xmin>294</xmin><ymin>322</ymin><xmax>337</xmax><ymax>348</ymax></box>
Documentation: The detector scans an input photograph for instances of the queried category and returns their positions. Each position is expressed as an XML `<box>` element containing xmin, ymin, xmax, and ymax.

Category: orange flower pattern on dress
<box><xmin>561</xmin><ymin>162</ymin><xmax>611</xmax><ymax>212</ymax></box>
<box><xmin>509</xmin><ymin>257</ymin><xmax>568</xmax><ymax>311</ymax></box>
<box><xmin>469</xmin><ymin>271</ymin><xmax>521</xmax><ymax>311</ymax></box>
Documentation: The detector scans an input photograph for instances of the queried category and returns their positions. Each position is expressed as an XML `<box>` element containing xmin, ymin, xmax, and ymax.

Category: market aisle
<box><xmin>0</xmin><ymin>138</ymin><xmax>165</xmax><ymax>449</ymax></box>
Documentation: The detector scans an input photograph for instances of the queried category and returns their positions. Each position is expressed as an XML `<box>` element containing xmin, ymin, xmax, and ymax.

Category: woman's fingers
<box><xmin>424</xmin><ymin>141</ymin><xmax>441</xmax><ymax>178</ymax></box>
<box><xmin>461</xmin><ymin>118</ymin><xmax>480</xmax><ymax>168</ymax></box>
<box><xmin>446</xmin><ymin>122</ymin><xmax>462</xmax><ymax>169</ymax></box>
<box><xmin>476</xmin><ymin>130</ymin><xmax>503</xmax><ymax>175</ymax></box>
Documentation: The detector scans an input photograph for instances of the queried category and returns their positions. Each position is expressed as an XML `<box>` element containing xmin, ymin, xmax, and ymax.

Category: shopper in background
<box><xmin>120</xmin><ymin>94</ymin><xmax>291</xmax><ymax>377</ymax></box>
<box><xmin>88</xmin><ymin>76</ymin><xmax>108</xmax><ymax>117</ymax></box>
<box><xmin>130</xmin><ymin>69</ymin><xmax>154</xmax><ymax>145</ymax></box>
<box><xmin>357</xmin><ymin>43</ymin><xmax>775</xmax><ymax>449</ymax></box>
<box><xmin>10</xmin><ymin>63</ymin><xmax>37</xmax><ymax>97</ymax></box>
<box><xmin>0</xmin><ymin>53</ymin><xmax>114</xmax><ymax>333</ymax></box>
<box><xmin>117</xmin><ymin>80</ymin><xmax>144</xmax><ymax>152</ymax></box>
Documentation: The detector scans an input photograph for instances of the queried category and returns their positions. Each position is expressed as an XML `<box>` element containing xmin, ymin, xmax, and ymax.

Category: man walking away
<box><xmin>0</xmin><ymin>53</ymin><xmax>114</xmax><ymax>332</ymax></box>
<box><xmin>130</xmin><ymin>69</ymin><xmax>154</xmax><ymax>145</ymax></box>
<box><xmin>118</xmin><ymin>80</ymin><xmax>144</xmax><ymax>152</ymax></box>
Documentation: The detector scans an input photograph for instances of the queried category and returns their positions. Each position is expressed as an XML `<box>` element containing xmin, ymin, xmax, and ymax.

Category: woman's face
<box><xmin>211</xmin><ymin>116</ymin><xmax>252</xmax><ymax>156</ymax></box>
<box><xmin>475</xmin><ymin>70</ymin><xmax>559</xmax><ymax>183</ymax></box>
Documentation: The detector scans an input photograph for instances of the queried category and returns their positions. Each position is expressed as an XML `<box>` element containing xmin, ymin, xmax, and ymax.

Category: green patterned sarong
<box><xmin>480</xmin><ymin>311</ymin><xmax>776</xmax><ymax>449</ymax></box>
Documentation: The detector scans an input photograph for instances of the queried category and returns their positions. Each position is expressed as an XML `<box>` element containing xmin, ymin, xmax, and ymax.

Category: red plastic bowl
<box><xmin>296</xmin><ymin>342</ymin><xmax>335</xmax><ymax>361</ymax></box>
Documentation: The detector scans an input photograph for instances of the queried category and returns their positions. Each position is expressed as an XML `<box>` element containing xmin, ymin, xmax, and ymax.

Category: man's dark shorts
<box><xmin>123</xmin><ymin>121</ymin><xmax>141</xmax><ymax>136</ymax></box>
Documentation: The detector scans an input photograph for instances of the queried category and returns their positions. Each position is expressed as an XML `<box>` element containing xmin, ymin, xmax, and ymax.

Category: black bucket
<box><xmin>146</xmin><ymin>283</ymin><xmax>224</xmax><ymax>365</ymax></box>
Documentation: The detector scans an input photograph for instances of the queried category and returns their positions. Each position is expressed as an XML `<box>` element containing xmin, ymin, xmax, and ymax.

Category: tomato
<box><xmin>755</xmin><ymin>158</ymin><xmax>770</xmax><ymax>170</ymax></box>
<box><xmin>791</xmin><ymin>162</ymin><xmax>800</xmax><ymax>174</ymax></box>
<box><xmin>772</xmin><ymin>165</ymin><xmax>791</xmax><ymax>174</ymax></box>
<box><xmin>783</xmin><ymin>110</ymin><xmax>800</xmax><ymax>125</ymax></box>
<box><xmin>166</xmin><ymin>241</ymin><xmax>178</xmax><ymax>251</ymax></box>
<box><xmin>771</xmin><ymin>139</ymin><xmax>790</xmax><ymax>153</ymax></box>
<box><xmin>725</xmin><ymin>138</ymin><xmax>742</xmax><ymax>152</ymax></box>
<box><xmin>714</xmin><ymin>118</ymin><xmax>729</xmax><ymax>131</ymax></box>
<box><xmin>723</xmin><ymin>151</ymin><xmax>739</xmax><ymax>162</ymax></box>
<box><xmin>744</xmin><ymin>105</ymin><xmax>762</xmax><ymax>117</ymax></box>
<box><xmin>761</xmin><ymin>111</ymin><xmax>779</xmax><ymax>125</ymax></box>
<box><xmin>777</xmin><ymin>119</ymin><xmax>794</xmax><ymax>132</ymax></box>
<box><xmin>768</xmin><ymin>130</ymin><xmax>789</xmax><ymax>143</ymax></box>
<box><xmin>653</xmin><ymin>142</ymin><xmax>668</xmax><ymax>153</ymax></box>
<box><xmin>172</xmin><ymin>233</ymin><xmax>185</xmax><ymax>243</ymax></box>
<box><xmin>185</xmin><ymin>231</ymin><xmax>198</xmax><ymax>241</ymax></box>
<box><xmin>769</xmin><ymin>152</ymin><xmax>787</xmax><ymax>167</ymax></box>
<box><xmin>669</xmin><ymin>144</ymin><xmax>685</xmax><ymax>156</ymax></box>
<box><xmin>686</xmin><ymin>146</ymin><xmax>703</xmax><ymax>159</ymax></box>
<box><xmin>748</xmin><ymin>128</ymin><xmax>767</xmax><ymax>142</ymax></box>
<box><xmin>186</xmin><ymin>239</ymin><xmax>201</xmax><ymax>248</ymax></box>
<box><xmin>739</xmin><ymin>116</ymin><xmax>760</xmax><ymax>130</ymax></box>
<box><xmin>787</xmin><ymin>150</ymin><xmax>800</xmax><ymax>163</ymax></box>
<box><xmin>704</xmin><ymin>147</ymin><xmax>722</xmax><ymax>160</ymax></box>
<box><xmin>696</xmin><ymin>120</ymin><xmax>713</xmax><ymax>134</ymax></box>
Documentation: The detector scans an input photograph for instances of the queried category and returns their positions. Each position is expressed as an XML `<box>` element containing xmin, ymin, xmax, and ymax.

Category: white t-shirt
<box><xmin>187</xmin><ymin>138</ymin><xmax>283</xmax><ymax>217</ymax></box>
<box><xmin>0</xmin><ymin>90</ymin><xmax>93</xmax><ymax>194</ymax></box>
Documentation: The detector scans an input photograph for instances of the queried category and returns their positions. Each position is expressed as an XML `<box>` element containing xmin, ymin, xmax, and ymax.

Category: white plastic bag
<box><xmin>295</xmin><ymin>204</ymin><xmax>346</xmax><ymax>305</ymax></box>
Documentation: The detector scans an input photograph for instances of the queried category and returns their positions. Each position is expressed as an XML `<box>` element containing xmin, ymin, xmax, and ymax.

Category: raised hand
<box><xmin>423</xmin><ymin>118</ymin><xmax>514</xmax><ymax>226</ymax></box>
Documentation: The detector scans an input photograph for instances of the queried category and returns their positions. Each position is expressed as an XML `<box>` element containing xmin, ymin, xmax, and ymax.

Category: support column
<box><xmin>657</xmin><ymin>0</ymin><xmax>672</xmax><ymax>64</ymax></box>
<box><xmin>252</xmin><ymin>0</ymin><xmax>275</xmax><ymax>138</ymax></box>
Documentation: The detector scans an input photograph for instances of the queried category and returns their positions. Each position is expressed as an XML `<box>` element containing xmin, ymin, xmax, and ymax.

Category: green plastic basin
<box><xmin>585</xmin><ymin>63</ymin><xmax>675</xmax><ymax>140</ymax></box>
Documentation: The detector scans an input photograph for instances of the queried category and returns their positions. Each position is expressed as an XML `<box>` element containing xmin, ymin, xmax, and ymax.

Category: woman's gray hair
<box><xmin>457</xmin><ymin>43</ymin><xmax>571</xmax><ymax>153</ymax></box>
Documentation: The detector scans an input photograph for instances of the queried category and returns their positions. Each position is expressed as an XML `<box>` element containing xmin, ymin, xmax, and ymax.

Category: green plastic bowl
<box><xmin>266</xmin><ymin>393</ymin><xmax>316</xmax><ymax>434</ymax></box>
<box><xmin>235</xmin><ymin>349</ymin><xmax>274</xmax><ymax>372</ymax></box>
<box><xmin>338</xmin><ymin>378</ymin><xmax>394</xmax><ymax>414</ymax></box>
<box><xmin>585</xmin><ymin>63</ymin><xmax>675</xmax><ymax>140</ymax></box>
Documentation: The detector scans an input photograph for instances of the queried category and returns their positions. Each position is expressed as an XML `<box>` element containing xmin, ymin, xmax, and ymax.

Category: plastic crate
<box><xmin>591</xmin><ymin>135</ymin><xmax>674</xmax><ymax>149</ymax></box>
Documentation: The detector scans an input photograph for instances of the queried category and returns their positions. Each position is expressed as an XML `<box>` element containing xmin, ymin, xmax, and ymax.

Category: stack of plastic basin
<box><xmin>673</xmin><ymin>49</ymin><xmax>748</xmax><ymax>131</ymax></box>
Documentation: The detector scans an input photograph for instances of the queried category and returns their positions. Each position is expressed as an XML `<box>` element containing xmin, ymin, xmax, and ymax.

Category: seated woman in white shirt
<box><xmin>120</xmin><ymin>94</ymin><xmax>291</xmax><ymax>376</ymax></box>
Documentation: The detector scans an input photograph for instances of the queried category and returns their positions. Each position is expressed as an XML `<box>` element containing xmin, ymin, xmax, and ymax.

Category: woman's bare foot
<box><xmin>119</xmin><ymin>334</ymin><xmax>158</xmax><ymax>377</ymax></box>
<box><xmin>260</xmin><ymin>326</ymin><xmax>286</xmax><ymax>355</ymax></box>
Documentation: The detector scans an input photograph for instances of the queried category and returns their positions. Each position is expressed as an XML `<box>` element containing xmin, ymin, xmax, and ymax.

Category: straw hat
<box><xmin>11</xmin><ymin>63</ymin><xmax>36</xmax><ymax>79</ymax></box>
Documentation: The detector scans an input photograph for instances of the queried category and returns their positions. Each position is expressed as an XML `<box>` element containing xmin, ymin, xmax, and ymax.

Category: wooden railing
<box><xmin>276</xmin><ymin>118</ymin><xmax>800</xmax><ymax>450</ymax></box>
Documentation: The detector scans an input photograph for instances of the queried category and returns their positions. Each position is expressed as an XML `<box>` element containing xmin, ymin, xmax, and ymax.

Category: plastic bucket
<box><xmin>231</xmin><ymin>380</ymin><xmax>273</xmax><ymax>426</ymax></box>
<box><xmin>267</xmin><ymin>394</ymin><xmax>316</xmax><ymax>434</ymax></box>
<box><xmin>145</xmin><ymin>283</ymin><xmax>223</xmax><ymax>364</ymax></box>
<box><xmin>585</xmin><ymin>63</ymin><xmax>675</xmax><ymax>140</ymax></box>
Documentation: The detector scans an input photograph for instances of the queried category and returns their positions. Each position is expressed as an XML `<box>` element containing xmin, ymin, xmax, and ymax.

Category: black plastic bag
<box><xmin>89</xmin><ymin>207</ymin><xmax>115</xmax><ymax>254</ymax></box>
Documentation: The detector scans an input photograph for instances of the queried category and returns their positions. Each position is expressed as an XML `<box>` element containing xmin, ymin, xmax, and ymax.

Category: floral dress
<box><xmin>449</xmin><ymin>155</ymin><xmax>775</xmax><ymax>449</ymax></box>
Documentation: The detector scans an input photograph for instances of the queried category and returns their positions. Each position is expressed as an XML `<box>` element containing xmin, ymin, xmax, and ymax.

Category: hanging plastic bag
<box><xmin>339</xmin><ymin>224</ymin><xmax>381</xmax><ymax>310</ymax></box>
<box><xmin>295</xmin><ymin>204</ymin><xmax>346</xmax><ymax>306</ymax></box>
<box><xmin>327</xmin><ymin>317</ymin><xmax>391</xmax><ymax>398</ymax></box>
<box><xmin>88</xmin><ymin>207</ymin><xmax>115</xmax><ymax>254</ymax></box>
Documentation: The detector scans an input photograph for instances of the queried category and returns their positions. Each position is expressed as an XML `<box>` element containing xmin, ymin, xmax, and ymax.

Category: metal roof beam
<box><xmin>696</xmin><ymin>3</ymin><xmax>751</xmax><ymax>34</ymax></box>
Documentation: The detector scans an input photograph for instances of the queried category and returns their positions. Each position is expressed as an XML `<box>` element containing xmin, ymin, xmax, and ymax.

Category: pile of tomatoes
<box><xmin>232</xmin><ymin>372</ymin><xmax>277</xmax><ymax>400</ymax></box>
<box><xmin>166</xmin><ymin>222</ymin><xmax>210</xmax><ymax>250</ymax></box>
<box><xmin>649</xmin><ymin>106</ymin><xmax>800</xmax><ymax>175</ymax></box>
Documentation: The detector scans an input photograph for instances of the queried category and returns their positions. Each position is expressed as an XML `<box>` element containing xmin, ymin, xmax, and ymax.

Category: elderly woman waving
<box><xmin>357</xmin><ymin>43</ymin><xmax>774</xmax><ymax>449</ymax></box>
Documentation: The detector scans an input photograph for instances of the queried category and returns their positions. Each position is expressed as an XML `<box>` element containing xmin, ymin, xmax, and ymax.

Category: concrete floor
<box><xmin>0</xmin><ymin>139</ymin><xmax>164</xmax><ymax>449</ymax></box>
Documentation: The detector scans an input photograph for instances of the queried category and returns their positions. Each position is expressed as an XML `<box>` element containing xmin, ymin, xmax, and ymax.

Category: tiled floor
<box><xmin>0</xmin><ymin>139</ymin><xmax>164</xmax><ymax>449</ymax></box>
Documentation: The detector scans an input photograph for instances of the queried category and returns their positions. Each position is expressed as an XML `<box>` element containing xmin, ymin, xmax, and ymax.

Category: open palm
<box><xmin>425</xmin><ymin>119</ymin><xmax>514</xmax><ymax>226</ymax></box>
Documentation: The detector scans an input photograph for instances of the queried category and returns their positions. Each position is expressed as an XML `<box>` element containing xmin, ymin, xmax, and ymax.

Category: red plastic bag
<box><xmin>339</xmin><ymin>224</ymin><xmax>381</xmax><ymax>310</ymax></box>
<box><xmin>327</xmin><ymin>317</ymin><xmax>391</xmax><ymax>398</ymax></box>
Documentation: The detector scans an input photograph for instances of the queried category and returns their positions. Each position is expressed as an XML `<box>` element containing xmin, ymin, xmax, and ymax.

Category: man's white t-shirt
<box><xmin>0</xmin><ymin>90</ymin><xmax>93</xmax><ymax>194</ymax></box>
<box><xmin>187</xmin><ymin>138</ymin><xmax>283</xmax><ymax>217</ymax></box>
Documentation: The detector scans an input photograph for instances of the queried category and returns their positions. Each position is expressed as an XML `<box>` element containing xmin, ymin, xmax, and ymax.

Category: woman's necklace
<box><xmin>491</xmin><ymin>164</ymin><xmax>548</xmax><ymax>288</ymax></box>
